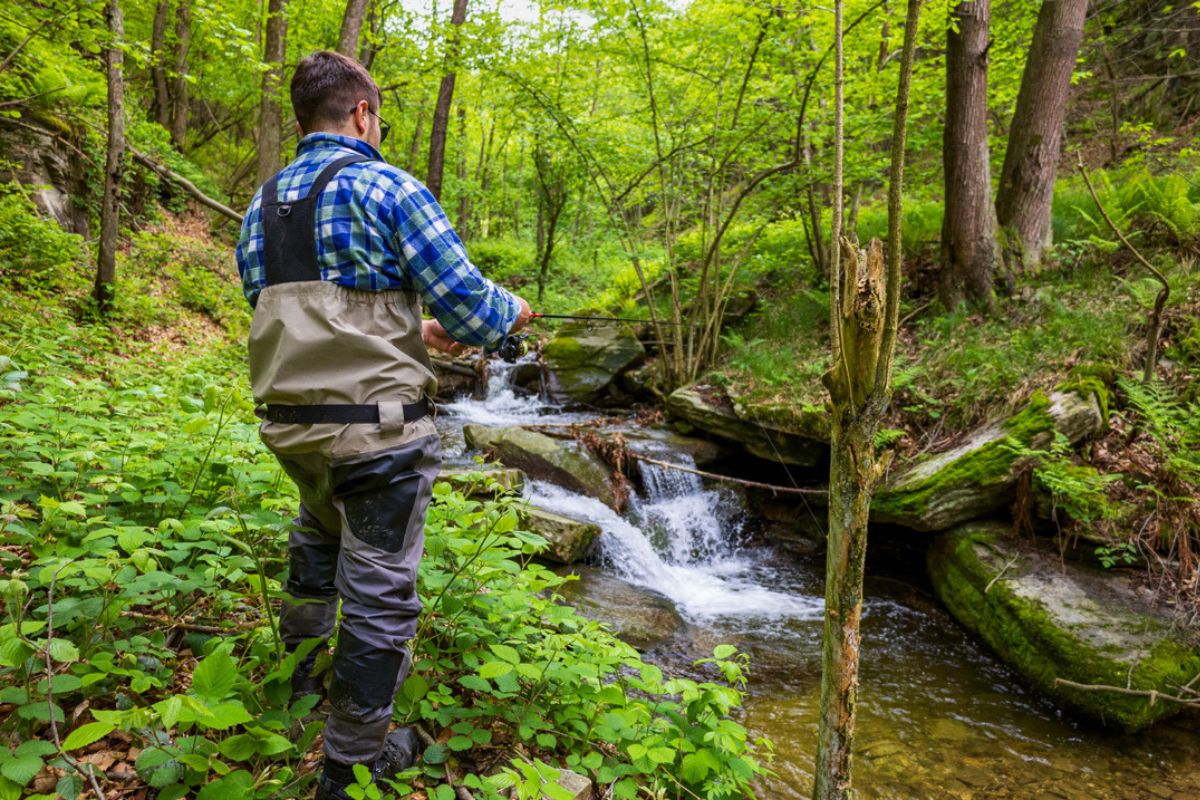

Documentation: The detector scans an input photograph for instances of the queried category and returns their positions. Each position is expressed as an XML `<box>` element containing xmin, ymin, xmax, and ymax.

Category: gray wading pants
<box><xmin>274</xmin><ymin>433</ymin><xmax>441</xmax><ymax>764</ymax></box>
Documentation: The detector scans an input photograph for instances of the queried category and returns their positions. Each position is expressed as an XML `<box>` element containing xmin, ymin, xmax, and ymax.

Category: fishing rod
<box><xmin>495</xmin><ymin>312</ymin><xmax>695</xmax><ymax>362</ymax></box>
<box><xmin>531</xmin><ymin>312</ymin><xmax>690</xmax><ymax>326</ymax></box>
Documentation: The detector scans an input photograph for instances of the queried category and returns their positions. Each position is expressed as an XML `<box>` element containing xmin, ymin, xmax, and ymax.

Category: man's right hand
<box><xmin>510</xmin><ymin>296</ymin><xmax>533</xmax><ymax>333</ymax></box>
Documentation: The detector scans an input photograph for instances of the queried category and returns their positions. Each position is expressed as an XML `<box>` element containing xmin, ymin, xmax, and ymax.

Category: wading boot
<box><xmin>313</xmin><ymin>727</ymin><xmax>422</xmax><ymax>800</ymax></box>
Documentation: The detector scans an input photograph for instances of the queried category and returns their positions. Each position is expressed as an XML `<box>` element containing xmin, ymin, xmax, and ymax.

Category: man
<box><xmin>235</xmin><ymin>50</ymin><xmax>530</xmax><ymax>799</ymax></box>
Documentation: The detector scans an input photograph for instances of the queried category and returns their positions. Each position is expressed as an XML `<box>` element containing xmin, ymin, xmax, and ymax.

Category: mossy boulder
<box><xmin>542</xmin><ymin>322</ymin><xmax>645</xmax><ymax>404</ymax></box>
<box><xmin>928</xmin><ymin>522</ymin><xmax>1200</xmax><ymax>732</ymax></box>
<box><xmin>462</xmin><ymin>424</ymin><xmax>618</xmax><ymax>508</ymax></box>
<box><xmin>872</xmin><ymin>390</ymin><xmax>1105</xmax><ymax>532</ymax></box>
<box><xmin>665</xmin><ymin>385</ymin><xmax>826</xmax><ymax>467</ymax></box>
<box><xmin>520</xmin><ymin>505</ymin><xmax>601</xmax><ymax>565</ymax></box>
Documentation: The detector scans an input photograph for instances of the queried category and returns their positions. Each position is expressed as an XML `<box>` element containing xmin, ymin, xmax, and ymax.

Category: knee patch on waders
<box><xmin>328</xmin><ymin>628</ymin><xmax>407</xmax><ymax>717</ymax></box>
<box><xmin>332</xmin><ymin>443</ymin><xmax>433</xmax><ymax>553</ymax></box>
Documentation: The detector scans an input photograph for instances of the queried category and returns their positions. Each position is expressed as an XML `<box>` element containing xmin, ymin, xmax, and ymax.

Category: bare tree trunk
<box><xmin>813</xmin><ymin>0</ymin><xmax>920</xmax><ymax>796</ymax></box>
<box><xmin>456</xmin><ymin>104</ymin><xmax>470</xmax><ymax>237</ymax></box>
<box><xmin>150</xmin><ymin>0</ymin><xmax>171</xmax><ymax>129</ymax></box>
<box><xmin>170</xmin><ymin>0</ymin><xmax>190</xmax><ymax>149</ymax></box>
<box><xmin>995</xmin><ymin>0</ymin><xmax>1089</xmax><ymax>272</ymax></box>
<box><xmin>257</xmin><ymin>0</ymin><xmax>287</xmax><ymax>186</ymax></box>
<box><xmin>337</xmin><ymin>0</ymin><xmax>368</xmax><ymax>57</ymax></box>
<box><xmin>359</xmin><ymin>0</ymin><xmax>379</xmax><ymax>68</ymax></box>
<box><xmin>533</xmin><ymin>143</ymin><xmax>567</xmax><ymax>304</ymax></box>
<box><xmin>940</xmin><ymin>0</ymin><xmax>998</xmax><ymax>310</ymax></box>
<box><xmin>95</xmin><ymin>0</ymin><xmax>125</xmax><ymax>314</ymax></box>
<box><xmin>426</xmin><ymin>0</ymin><xmax>467</xmax><ymax>200</ymax></box>
<box><xmin>406</xmin><ymin>108</ymin><xmax>425</xmax><ymax>174</ymax></box>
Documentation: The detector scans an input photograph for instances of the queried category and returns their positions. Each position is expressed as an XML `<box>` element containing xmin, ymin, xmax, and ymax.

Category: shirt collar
<box><xmin>296</xmin><ymin>132</ymin><xmax>382</xmax><ymax>161</ymax></box>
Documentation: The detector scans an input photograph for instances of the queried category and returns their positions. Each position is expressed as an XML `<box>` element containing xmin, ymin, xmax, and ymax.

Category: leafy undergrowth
<box><xmin>0</xmin><ymin>202</ymin><xmax>769</xmax><ymax>799</ymax></box>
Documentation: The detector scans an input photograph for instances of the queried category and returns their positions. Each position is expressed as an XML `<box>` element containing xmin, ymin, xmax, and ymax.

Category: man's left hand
<box><xmin>423</xmin><ymin>319</ymin><xmax>468</xmax><ymax>356</ymax></box>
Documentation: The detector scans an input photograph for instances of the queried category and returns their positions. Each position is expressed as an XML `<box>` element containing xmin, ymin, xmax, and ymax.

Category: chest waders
<box><xmin>250</xmin><ymin>153</ymin><xmax>440</xmax><ymax>772</ymax></box>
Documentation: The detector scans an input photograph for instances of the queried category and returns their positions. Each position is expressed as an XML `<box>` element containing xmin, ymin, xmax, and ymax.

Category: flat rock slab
<box><xmin>520</xmin><ymin>505</ymin><xmax>600</xmax><ymax>565</ymax></box>
<box><xmin>872</xmin><ymin>390</ymin><xmax>1105</xmax><ymax>532</ymax></box>
<box><xmin>463</xmin><ymin>424</ymin><xmax>618</xmax><ymax>508</ymax></box>
<box><xmin>928</xmin><ymin>521</ymin><xmax>1200</xmax><ymax>732</ymax></box>
<box><xmin>555</xmin><ymin>566</ymin><xmax>684</xmax><ymax>651</ymax></box>
<box><xmin>542</xmin><ymin>322</ymin><xmax>645</xmax><ymax>404</ymax></box>
<box><xmin>665</xmin><ymin>385</ymin><xmax>826</xmax><ymax>467</ymax></box>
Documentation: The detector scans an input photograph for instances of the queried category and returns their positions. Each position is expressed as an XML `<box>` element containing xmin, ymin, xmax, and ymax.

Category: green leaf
<box><xmin>14</xmin><ymin>741</ymin><xmax>57</xmax><ymax>758</ymax></box>
<box><xmin>61</xmin><ymin>721</ymin><xmax>115</xmax><ymax>752</ymax></box>
<box><xmin>217</xmin><ymin>734</ymin><xmax>257</xmax><ymax>762</ymax></box>
<box><xmin>401</xmin><ymin>673</ymin><xmax>428</xmax><ymax>702</ymax></box>
<box><xmin>0</xmin><ymin>638</ymin><xmax>33</xmax><ymax>667</ymax></box>
<box><xmin>435</xmin><ymin>784</ymin><xmax>455</xmax><ymax>800</ymax></box>
<box><xmin>488</xmin><ymin>643</ymin><xmax>520</xmax><ymax>664</ymax></box>
<box><xmin>202</xmin><ymin>701</ymin><xmax>253</xmax><ymax>730</ymax></box>
<box><xmin>423</xmin><ymin>744</ymin><xmax>449</xmax><ymax>765</ymax></box>
<box><xmin>712</xmin><ymin>644</ymin><xmax>737</xmax><ymax>659</ymax></box>
<box><xmin>55</xmin><ymin>773</ymin><xmax>83</xmax><ymax>800</ymax></box>
<box><xmin>195</xmin><ymin>770</ymin><xmax>253</xmax><ymax>800</ymax></box>
<box><xmin>0</xmin><ymin>755</ymin><xmax>43</xmax><ymax>786</ymax></box>
<box><xmin>479</xmin><ymin>661</ymin><xmax>512</xmax><ymax>679</ymax></box>
<box><xmin>680</xmin><ymin>751</ymin><xmax>712</xmax><ymax>782</ymax></box>
<box><xmin>49</xmin><ymin>638</ymin><xmax>82</xmax><ymax>666</ymax></box>
<box><xmin>447</xmin><ymin>735</ymin><xmax>473</xmax><ymax>751</ymax></box>
<box><xmin>191</xmin><ymin>649</ymin><xmax>238</xmax><ymax>701</ymax></box>
<box><xmin>647</xmin><ymin>746</ymin><xmax>675</xmax><ymax>765</ymax></box>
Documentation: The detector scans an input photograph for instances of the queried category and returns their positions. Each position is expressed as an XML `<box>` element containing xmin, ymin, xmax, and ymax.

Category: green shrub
<box><xmin>468</xmin><ymin>237</ymin><xmax>534</xmax><ymax>282</ymax></box>
<box><xmin>0</xmin><ymin>184</ymin><xmax>86</xmax><ymax>294</ymax></box>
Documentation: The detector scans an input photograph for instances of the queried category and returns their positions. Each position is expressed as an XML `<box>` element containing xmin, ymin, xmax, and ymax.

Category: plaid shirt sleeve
<box><xmin>235</xmin><ymin>189</ymin><xmax>265</xmax><ymax>308</ymax></box>
<box><xmin>385</xmin><ymin>174</ymin><xmax>521</xmax><ymax>350</ymax></box>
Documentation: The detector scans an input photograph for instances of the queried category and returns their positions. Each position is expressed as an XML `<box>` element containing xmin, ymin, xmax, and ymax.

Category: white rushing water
<box><xmin>442</xmin><ymin>356</ymin><xmax>822</xmax><ymax>622</ymax></box>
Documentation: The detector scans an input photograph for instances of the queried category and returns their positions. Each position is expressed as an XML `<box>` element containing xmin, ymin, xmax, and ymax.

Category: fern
<box><xmin>1118</xmin><ymin>378</ymin><xmax>1200</xmax><ymax>486</ymax></box>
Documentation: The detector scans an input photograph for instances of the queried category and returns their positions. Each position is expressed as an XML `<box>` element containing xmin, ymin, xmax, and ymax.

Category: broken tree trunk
<box><xmin>813</xmin><ymin>0</ymin><xmax>920</xmax><ymax>796</ymax></box>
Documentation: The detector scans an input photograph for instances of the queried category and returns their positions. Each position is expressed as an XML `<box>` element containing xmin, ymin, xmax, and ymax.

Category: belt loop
<box><xmin>377</xmin><ymin>401</ymin><xmax>407</xmax><ymax>435</ymax></box>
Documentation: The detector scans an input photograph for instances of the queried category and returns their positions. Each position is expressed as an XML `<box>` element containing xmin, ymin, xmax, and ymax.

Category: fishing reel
<box><xmin>495</xmin><ymin>333</ymin><xmax>530</xmax><ymax>364</ymax></box>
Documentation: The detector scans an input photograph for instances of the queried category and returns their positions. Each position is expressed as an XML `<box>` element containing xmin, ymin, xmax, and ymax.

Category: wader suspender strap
<box><xmin>261</xmin><ymin>154</ymin><xmax>368</xmax><ymax>286</ymax></box>
<box><xmin>258</xmin><ymin>153</ymin><xmax>433</xmax><ymax>426</ymax></box>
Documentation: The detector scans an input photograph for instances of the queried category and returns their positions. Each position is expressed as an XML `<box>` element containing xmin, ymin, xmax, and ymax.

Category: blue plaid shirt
<box><xmin>235</xmin><ymin>133</ymin><xmax>520</xmax><ymax>349</ymax></box>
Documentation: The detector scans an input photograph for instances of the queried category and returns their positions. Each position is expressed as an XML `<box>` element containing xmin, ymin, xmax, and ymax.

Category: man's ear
<box><xmin>294</xmin><ymin>121</ymin><xmax>304</xmax><ymax>137</ymax></box>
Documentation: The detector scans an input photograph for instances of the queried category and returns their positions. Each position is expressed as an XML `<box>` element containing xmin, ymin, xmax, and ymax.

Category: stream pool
<box><xmin>437</xmin><ymin>364</ymin><xmax>1200</xmax><ymax>800</ymax></box>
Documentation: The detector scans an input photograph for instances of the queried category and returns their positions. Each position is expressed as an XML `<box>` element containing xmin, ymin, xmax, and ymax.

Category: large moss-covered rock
<box><xmin>929</xmin><ymin>522</ymin><xmax>1200</xmax><ymax>732</ymax></box>
<box><xmin>520</xmin><ymin>506</ymin><xmax>600</xmax><ymax>565</ymax></box>
<box><xmin>872</xmin><ymin>390</ymin><xmax>1105</xmax><ymax>532</ymax></box>
<box><xmin>542</xmin><ymin>323</ymin><xmax>645</xmax><ymax>404</ymax></box>
<box><xmin>462</xmin><ymin>424</ymin><xmax>618</xmax><ymax>507</ymax></box>
<box><xmin>555</xmin><ymin>566</ymin><xmax>684</xmax><ymax>651</ymax></box>
<box><xmin>665</xmin><ymin>385</ymin><xmax>826</xmax><ymax>467</ymax></box>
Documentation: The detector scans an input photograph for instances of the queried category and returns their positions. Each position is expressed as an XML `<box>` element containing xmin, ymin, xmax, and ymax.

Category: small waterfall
<box><xmin>441</xmin><ymin>353</ymin><xmax>563</xmax><ymax>425</ymax></box>
<box><xmin>529</xmin><ymin>469</ymin><xmax>821</xmax><ymax>622</ymax></box>
<box><xmin>634</xmin><ymin>451</ymin><xmax>736</xmax><ymax>565</ymax></box>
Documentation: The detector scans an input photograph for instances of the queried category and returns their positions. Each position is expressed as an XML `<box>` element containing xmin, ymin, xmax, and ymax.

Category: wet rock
<box><xmin>619</xmin><ymin>361</ymin><xmax>665</xmax><ymax>401</ymax></box>
<box><xmin>621</xmin><ymin>427</ymin><xmax>726</xmax><ymax>469</ymax></box>
<box><xmin>520</xmin><ymin>506</ymin><xmax>601</xmax><ymax>565</ymax></box>
<box><xmin>665</xmin><ymin>385</ymin><xmax>826</xmax><ymax>467</ymax></box>
<box><xmin>435</xmin><ymin>467</ymin><xmax>526</xmax><ymax>496</ymax></box>
<box><xmin>542</xmin><ymin>322</ymin><xmax>645</xmax><ymax>404</ymax></box>
<box><xmin>872</xmin><ymin>390</ymin><xmax>1105</xmax><ymax>532</ymax></box>
<box><xmin>928</xmin><ymin>521</ymin><xmax>1200</xmax><ymax>732</ymax></box>
<box><xmin>550</xmin><ymin>768</ymin><xmax>593</xmax><ymax>800</ymax></box>
<box><xmin>555</xmin><ymin>566</ymin><xmax>684</xmax><ymax>651</ymax></box>
<box><xmin>463</xmin><ymin>424</ymin><xmax>618</xmax><ymax>508</ymax></box>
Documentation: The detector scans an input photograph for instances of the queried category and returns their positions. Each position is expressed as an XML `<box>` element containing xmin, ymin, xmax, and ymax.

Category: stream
<box><xmin>436</xmin><ymin>359</ymin><xmax>1200</xmax><ymax>800</ymax></box>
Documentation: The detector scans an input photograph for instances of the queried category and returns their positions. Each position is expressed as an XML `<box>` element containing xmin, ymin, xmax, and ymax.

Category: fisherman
<box><xmin>234</xmin><ymin>50</ymin><xmax>531</xmax><ymax>799</ymax></box>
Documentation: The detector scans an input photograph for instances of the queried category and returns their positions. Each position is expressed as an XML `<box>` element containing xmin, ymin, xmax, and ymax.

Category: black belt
<box><xmin>260</xmin><ymin>398</ymin><xmax>432</xmax><ymax>425</ymax></box>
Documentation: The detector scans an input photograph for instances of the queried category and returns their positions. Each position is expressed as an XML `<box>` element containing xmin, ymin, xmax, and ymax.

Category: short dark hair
<box><xmin>290</xmin><ymin>50</ymin><xmax>381</xmax><ymax>133</ymax></box>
